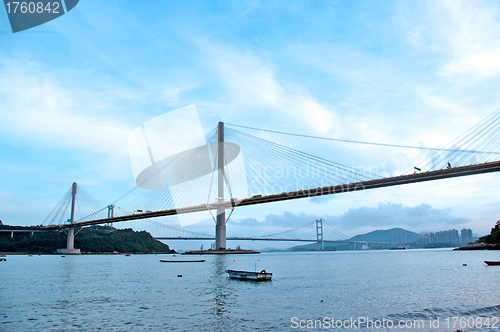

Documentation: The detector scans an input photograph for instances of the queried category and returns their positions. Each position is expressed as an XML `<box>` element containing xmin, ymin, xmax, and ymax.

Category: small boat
<box><xmin>225</xmin><ymin>269</ymin><xmax>272</xmax><ymax>281</ymax></box>
<box><xmin>160</xmin><ymin>259</ymin><xmax>205</xmax><ymax>263</ymax></box>
<box><xmin>0</xmin><ymin>257</ymin><xmax>6</xmax><ymax>262</ymax></box>
<box><xmin>484</xmin><ymin>261</ymin><xmax>500</xmax><ymax>266</ymax></box>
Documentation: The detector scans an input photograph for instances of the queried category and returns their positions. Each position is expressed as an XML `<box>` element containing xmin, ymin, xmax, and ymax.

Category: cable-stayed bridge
<box><xmin>41</xmin><ymin>109</ymin><xmax>500</xmax><ymax>253</ymax></box>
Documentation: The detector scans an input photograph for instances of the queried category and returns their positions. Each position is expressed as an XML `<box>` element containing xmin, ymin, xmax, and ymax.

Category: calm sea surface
<box><xmin>1</xmin><ymin>249</ymin><xmax>499</xmax><ymax>331</ymax></box>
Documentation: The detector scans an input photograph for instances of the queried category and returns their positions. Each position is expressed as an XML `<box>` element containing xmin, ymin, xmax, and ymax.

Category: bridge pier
<box><xmin>57</xmin><ymin>182</ymin><xmax>81</xmax><ymax>254</ymax></box>
<box><xmin>216</xmin><ymin>211</ymin><xmax>226</xmax><ymax>249</ymax></box>
<box><xmin>215</xmin><ymin>122</ymin><xmax>226</xmax><ymax>249</ymax></box>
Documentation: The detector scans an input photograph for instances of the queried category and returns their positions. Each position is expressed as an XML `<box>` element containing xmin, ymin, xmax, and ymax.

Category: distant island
<box><xmin>0</xmin><ymin>225</ymin><xmax>175</xmax><ymax>254</ymax></box>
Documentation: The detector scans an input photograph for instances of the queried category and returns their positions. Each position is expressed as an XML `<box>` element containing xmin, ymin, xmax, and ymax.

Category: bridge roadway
<box><xmin>154</xmin><ymin>237</ymin><xmax>397</xmax><ymax>245</ymax></box>
<box><xmin>42</xmin><ymin>160</ymin><xmax>500</xmax><ymax>230</ymax></box>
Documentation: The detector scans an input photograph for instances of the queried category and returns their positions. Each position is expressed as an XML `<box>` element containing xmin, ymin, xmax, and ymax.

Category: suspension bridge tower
<box><xmin>215</xmin><ymin>122</ymin><xmax>226</xmax><ymax>249</ymax></box>
<box><xmin>316</xmin><ymin>219</ymin><xmax>324</xmax><ymax>251</ymax></box>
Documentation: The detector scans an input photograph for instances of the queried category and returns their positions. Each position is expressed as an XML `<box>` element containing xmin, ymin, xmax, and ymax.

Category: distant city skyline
<box><xmin>417</xmin><ymin>228</ymin><xmax>475</xmax><ymax>246</ymax></box>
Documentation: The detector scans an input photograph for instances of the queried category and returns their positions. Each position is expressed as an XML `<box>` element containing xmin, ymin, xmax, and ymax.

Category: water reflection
<box><xmin>58</xmin><ymin>256</ymin><xmax>77</xmax><ymax>311</ymax></box>
<box><xmin>5</xmin><ymin>251</ymin><xmax>498</xmax><ymax>331</ymax></box>
<box><xmin>206</xmin><ymin>255</ymin><xmax>237</xmax><ymax>331</ymax></box>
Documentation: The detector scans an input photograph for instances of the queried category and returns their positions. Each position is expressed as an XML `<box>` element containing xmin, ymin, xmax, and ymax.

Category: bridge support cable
<box><xmin>56</xmin><ymin>182</ymin><xmax>81</xmax><ymax>254</ymax></box>
<box><xmin>254</xmin><ymin>220</ymin><xmax>316</xmax><ymax>241</ymax></box>
<box><xmin>224</xmin><ymin>127</ymin><xmax>377</xmax><ymax>197</ymax></box>
<box><xmin>42</xmin><ymin>186</ymin><xmax>72</xmax><ymax>226</ymax></box>
<box><xmin>143</xmin><ymin>219</ymin><xmax>213</xmax><ymax>239</ymax></box>
<box><xmin>410</xmin><ymin>108</ymin><xmax>500</xmax><ymax>173</ymax></box>
<box><xmin>43</xmin><ymin>109</ymin><xmax>500</xmax><ymax>232</ymax></box>
<box><xmin>227</xmin><ymin>109</ymin><xmax>500</xmax><ymax>175</ymax></box>
<box><xmin>226</xmin><ymin>111</ymin><xmax>500</xmax><ymax>158</ymax></box>
<box><xmin>43</xmin><ymin>159</ymin><xmax>500</xmax><ymax>231</ymax></box>
<box><xmin>322</xmin><ymin>221</ymin><xmax>349</xmax><ymax>240</ymax></box>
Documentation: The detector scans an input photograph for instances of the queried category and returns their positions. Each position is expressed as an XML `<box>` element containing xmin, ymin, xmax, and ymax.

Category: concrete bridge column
<box><xmin>215</xmin><ymin>122</ymin><xmax>226</xmax><ymax>249</ymax></box>
<box><xmin>57</xmin><ymin>182</ymin><xmax>81</xmax><ymax>254</ymax></box>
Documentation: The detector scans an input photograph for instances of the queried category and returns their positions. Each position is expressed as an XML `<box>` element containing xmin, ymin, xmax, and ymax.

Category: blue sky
<box><xmin>2</xmin><ymin>1</ymin><xmax>500</xmax><ymax>250</ymax></box>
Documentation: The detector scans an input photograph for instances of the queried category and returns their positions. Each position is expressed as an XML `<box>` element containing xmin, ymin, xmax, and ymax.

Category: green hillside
<box><xmin>349</xmin><ymin>227</ymin><xmax>418</xmax><ymax>243</ymax></box>
<box><xmin>479</xmin><ymin>220</ymin><xmax>500</xmax><ymax>244</ymax></box>
<box><xmin>0</xmin><ymin>225</ymin><xmax>175</xmax><ymax>254</ymax></box>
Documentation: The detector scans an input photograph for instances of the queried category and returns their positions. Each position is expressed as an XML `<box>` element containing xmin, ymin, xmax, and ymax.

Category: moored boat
<box><xmin>225</xmin><ymin>269</ymin><xmax>272</xmax><ymax>281</ymax></box>
<box><xmin>0</xmin><ymin>257</ymin><xmax>6</xmax><ymax>262</ymax></box>
<box><xmin>160</xmin><ymin>259</ymin><xmax>205</xmax><ymax>263</ymax></box>
<box><xmin>484</xmin><ymin>260</ymin><xmax>500</xmax><ymax>266</ymax></box>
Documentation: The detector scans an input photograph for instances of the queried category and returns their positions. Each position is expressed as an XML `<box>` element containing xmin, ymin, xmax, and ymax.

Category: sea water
<box><xmin>1</xmin><ymin>249</ymin><xmax>499</xmax><ymax>331</ymax></box>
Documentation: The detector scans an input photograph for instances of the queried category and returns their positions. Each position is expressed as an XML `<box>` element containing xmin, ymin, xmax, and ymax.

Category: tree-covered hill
<box><xmin>479</xmin><ymin>220</ymin><xmax>500</xmax><ymax>244</ymax></box>
<box><xmin>0</xmin><ymin>225</ymin><xmax>175</xmax><ymax>254</ymax></box>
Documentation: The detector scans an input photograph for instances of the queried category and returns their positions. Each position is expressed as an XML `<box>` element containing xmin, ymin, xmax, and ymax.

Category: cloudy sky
<box><xmin>1</xmin><ymin>1</ymin><xmax>500</xmax><ymax>249</ymax></box>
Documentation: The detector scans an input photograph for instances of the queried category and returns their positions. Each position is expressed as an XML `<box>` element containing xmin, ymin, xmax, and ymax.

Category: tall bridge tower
<box><xmin>316</xmin><ymin>219</ymin><xmax>324</xmax><ymax>251</ymax></box>
<box><xmin>215</xmin><ymin>122</ymin><xmax>226</xmax><ymax>249</ymax></box>
<box><xmin>57</xmin><ymin>182</ymin><xmax>81</xmax><ymax>254</ymax></box>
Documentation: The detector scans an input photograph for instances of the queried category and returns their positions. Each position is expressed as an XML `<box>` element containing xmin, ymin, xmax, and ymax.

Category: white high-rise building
<box><xmin>461</xmin><ymin>228</ymin><xmax>473</xmax><ymax>244</ymax></box>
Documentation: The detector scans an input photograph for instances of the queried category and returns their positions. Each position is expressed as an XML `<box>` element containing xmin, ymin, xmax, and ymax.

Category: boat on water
<box><xmin>225</xmin><ymin>269</ymin><xmax>272</xmax><ymax>281</ymax></box>
<box><xmin>484</xmin><ymin>261</ymin><xmax>500</xmax><ymax>266</ymax></box>
<box><xmin>160</xmin><ymin>259</ymin><xmax>205</xmax><ymax>263</ymax></box>
<box><xmin>0</xmin><ymin>257</ymin><xmax>6</xmax><ymax>262</ymax></box>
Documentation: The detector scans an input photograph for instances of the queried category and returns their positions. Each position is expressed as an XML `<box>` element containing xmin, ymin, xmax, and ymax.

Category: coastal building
<box><xmin>461</xmin><ymin>228</ymin><xmax>473</xmax><ymax>244</ymax></box>
<box><xmin>416</xmin><ymin>234</ymin><xmax>431</xmax><ymax>246</ymax></box>
<box><xmin>429</xmin><ymin>229</ymin><xmax>459</xmax><ymax>245</ymax></box>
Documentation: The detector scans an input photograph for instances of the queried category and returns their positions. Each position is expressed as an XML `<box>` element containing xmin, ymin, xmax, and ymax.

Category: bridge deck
<box><xmin>42</xmin><ymin>160</ymin><xmax>500</xmax><ymax>230</ymax></box>
<box><xmin>154</xmin><ymin>237</ymin><xmax>400</xmax><ymax>244</ymax></box>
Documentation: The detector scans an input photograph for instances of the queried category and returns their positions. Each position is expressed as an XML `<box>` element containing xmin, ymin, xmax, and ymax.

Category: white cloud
<box><xmin>231</xmin><ymin>203</ymin><xmax>470</xmax><ymax>240</ymax></box>
<box><xmin>404</xmin><ymin>0</ymin><xmax>500</xmax><ymax>78</ymax></box>
<box><xmin>0</xmin><ymin>59</ymin><xmax>133</xmax><ymax>157</ymax></box>
<box><xmin>199</xmin><ymin>41</ymin><xmax>337</xmax><ymax>133</ymax></box>
<box><xmin>444</xmin><ymin>50</ymin><xmax>500</xmax><ymax>77</ymax></box>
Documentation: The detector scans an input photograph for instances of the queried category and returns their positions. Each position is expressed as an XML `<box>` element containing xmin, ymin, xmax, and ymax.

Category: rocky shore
<box><xmin>453</xmin><ymin>243</ymin><xmax>500</xmax><ymax>250</ymax></box>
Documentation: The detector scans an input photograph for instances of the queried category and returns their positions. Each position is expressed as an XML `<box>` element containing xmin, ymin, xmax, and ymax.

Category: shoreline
<box><xmin>453</xmin><ymin>243</ymin><xmax>500</xmax><ymax>250</ymax></box>
<box><xmin>0</xmin><ymin>251</ymin><xmax>174</xmax><ymax>255</ymax></box>
<box><xmin>183</xmin><ymin>249</ymin><xmax>260</xmax><ymax>255</ymax></box>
